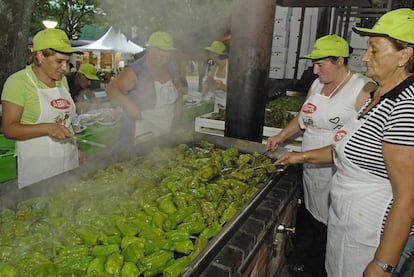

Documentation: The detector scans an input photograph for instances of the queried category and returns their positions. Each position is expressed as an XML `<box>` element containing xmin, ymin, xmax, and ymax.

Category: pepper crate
<box><xmin>194</xmin><ymin>112</ymin><xmax>302</xmax><ymax>151</ymax></box>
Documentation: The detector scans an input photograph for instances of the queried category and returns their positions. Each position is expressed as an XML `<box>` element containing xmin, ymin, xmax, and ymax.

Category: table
<box><xmin>0</xmin><ymin>135</ymin><xmax>16</xmax><ymax>182</ymax></box>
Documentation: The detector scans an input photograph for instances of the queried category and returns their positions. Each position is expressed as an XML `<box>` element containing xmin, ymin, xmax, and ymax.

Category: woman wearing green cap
<box><xmin>201</xmin><ymin>40</ymin><xmax>229</xmax><ymax>111</ymax></box>
<box><xmin>267</xmin><ymin>34</ymin><xmax>376</xmax><ymax>276</ymax></box>
<box><xmin>67</xmin><ymin>63</ymin><xmax>100</xmax><ymax>113</ymax></box>
<box><xmin>275</xmin><ymin>8</ymin><xmax>414</xmax><ymax>277</ymax></box>
<box><xmin>106</xmin><ymin>31</ymin><xmax>183</xmax><ymax>146</ymax></box>
<box><xmin>1</xmin><ymin>28</ymin><xmax>85</xmax><ymax>188</ymax></box>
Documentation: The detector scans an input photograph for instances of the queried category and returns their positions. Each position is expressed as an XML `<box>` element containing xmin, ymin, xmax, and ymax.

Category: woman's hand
<box><xmin>266</xmin><ymin>134</ymin><xmax>285</xmax><ymax>151</ymax></box>
<box><xmin>46</xmin><ymin>123</ymin><xmax>75</xmax><ymax>140</ymax></box>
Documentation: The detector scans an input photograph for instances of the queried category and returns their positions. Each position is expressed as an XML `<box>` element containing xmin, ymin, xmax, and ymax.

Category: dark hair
<box><xmin>313</xmin><ymin>56</ymin><xmax>350</xmax><ymax>65</ymax></box>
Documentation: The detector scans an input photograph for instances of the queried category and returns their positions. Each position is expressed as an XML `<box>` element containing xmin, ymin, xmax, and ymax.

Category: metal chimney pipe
<box><xmin>225</xmin><ymin>0</ymin><xmax>276</xmax><ymax>142</ymax></box>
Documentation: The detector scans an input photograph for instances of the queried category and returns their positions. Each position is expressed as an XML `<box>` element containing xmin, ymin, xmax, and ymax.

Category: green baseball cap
<box><xmin>78</xmin><ymin>63</ymin><xmax>99</xmax><ymax>80</ymax></box>
<box><xmin>302</xmin><ymin>34</ymin><xmax>349</xmax><ymax>59</ymax></box>
<box><xmin>353</xmin><ymin>8</ymin><xmax>414</xmax><ymax>44</ymax></box>
<box><xmin>147</xmin><ymin>31</ymin><xmax>175</xmax><ymax>51</ymax></box>
<box><xmin>205</xmin><ymin>41</ymin><xmax>227</xmax><ymax>55</ymax></box>
<box><xmin>32</xmin><ymin>28</ymin><xmax>83</xmax><ymax>54</ymax></box>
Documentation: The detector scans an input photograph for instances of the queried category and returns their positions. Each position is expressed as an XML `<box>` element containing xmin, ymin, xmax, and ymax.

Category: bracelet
<box><xmin>372</xmin><ymin>257</ymin><xmax>395</xmax><ymax>273</ymax></box>
<box><xmin>302</xmin><ymin>153</ymin><xmax>307</xmax><ymax>163</ymax></box>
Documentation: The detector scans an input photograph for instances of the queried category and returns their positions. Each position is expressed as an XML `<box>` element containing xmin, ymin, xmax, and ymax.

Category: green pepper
<box><xmin>121</xmin><ymin>236</ymin><xmax>146</xmax><ymax>249</ymax></box>
<box><xmin>165</xmin><ymin>230</ymin><xmax>192</xmax><ymax>242</ymax></box>
<box><xmin>131</xmin><ymin>211</ymin><xmax>152</xmax><ymax>224</ymax></box>
<box><xmin>197</xmin><ymin>165</ymin><xmax>219</xmax><ymax>182</ymax></box>
<box><xmin>144</xmin><ymin>239</ymin><xmax>172</xmax><ymax>255</ymax></box>
<box><xmin>54</xmin><ymin>245</ymin><xmax>89</xmax><ymax>263</ymax></box>
<box><xmin>0</xmin><ymin>262</ymin><xmax>19</xmax><ymax>277</ymax></box>
<box><xmin>183</xmin><ymin>212</ymin><xmax>204</xmax><ymax>223</ymax></box>
<box><xmin>138</xmin><ymin>250</ymin><xmax>174</xmax><ymax>274</ymax></box>
<box><xmin>116</xmin><ymin>221</ymin><xmax>140</xmax><ymax>236</ymax></box>
<box><xmin>171</xmin><ymin>240</ymin><xmax>194</xmax><ymax>254</ymax></box>
<box><xmin>200</xmin><ymin>200</ymin><xmax>218</xmax><ymax>225</ymax></box>
<box><xmin>104</xmin><ymin>252</ymin><xmax>124</xmax><ymax>275</ymax></box>
<box><xmin>121</xmin><ymin>262</ymin><xmax>139</xmax><ymax>277</ymax></box>
<box><xmin>219</xmin><ymin>202</ymin><xmax>242</xmax><ymax>225</ymax></box>
<box><xmin>158</xmin><ymin>196</ymin><xmax>177</xmax><ymax>215</ymax></box>
<box><xmin>75</xmin><ymin>226</ymin><xmax>107</xmax><ymax>245</ymax></box>
<box><xmin>139</xmin><ymin>226</ymin><xmax>165</xmax><ymax>240</ymax></box>
<box><xmin>106</xmin><ymin>235</ymin><xmax>122</xmax><ymax>246</ymax></box>
<box><xmin>91</xmin><ymin>244</ymin><xmax>119</xmax><ymax>257</ymax></box>
<box><xmin>122</xmin><ymin>243</ymin><xmax>145</xmax><ymax>263</ymax></box>
<box><xmin>151</xmin><ymin>211</ymin><xmax>168</xmax><ymax>229</ymax></box>
<box><xmin>189</xmin><ymin>236</ymin><xmax>209</xmax><ymax>261</ymax></box>
<box><xmin>163</xmin><ymin>256</ymin><xmax>191</xmax><ymax>277</ymax></box>
<box><xmin>57</xmin><ymin>255</ymin><xmax>93</xmax><ymax>272</ymax></box>
<box><xmin>0</xmin><ymin>246</ymin><xmax>13</xmax><ymax>260</ymax></box>
<box><xmin>22</xmin><ymin>263</ymin><xmax>57</xmax><ymax>277</ymax></box>
<box><xmin>172</xmin><ymin>192</ymin><xmax>189</xmax><ymax>209</ymax></box>
<box><xmin>200</xmin><ymin>222</ymin><xmax>222</xmax><ymax>239</ymax></box>
<box><xmin>177</xmin><ymin>222</ymin><xmax>206</xmax><ymax>235</ymax></box>
<box><xmin>163</xmin><ymin>206</ymin><xmax>195</xmax><ymax>231</ymax></box>
<box><xmin>86</xmin><ymin>256</ymin><xmax>105</xmax><ymax>277</ymax></box>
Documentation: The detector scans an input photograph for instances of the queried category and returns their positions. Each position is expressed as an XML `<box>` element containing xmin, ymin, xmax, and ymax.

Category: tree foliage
<box><xmin>31</xmin><ymin>0</ymin><xmax>107</xmax><ymax>39</ymax></box>
<box><xmin>99</xmin><ymin>0</ymin><xmax>232</xmax><ymax>53</ymax></box>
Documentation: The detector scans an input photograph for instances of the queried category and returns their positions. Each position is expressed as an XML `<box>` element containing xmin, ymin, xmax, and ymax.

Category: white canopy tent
<box><xmin>76</xmin><ymin>26</ymin><xmax>144</xmax><ymax>70</ymax></box>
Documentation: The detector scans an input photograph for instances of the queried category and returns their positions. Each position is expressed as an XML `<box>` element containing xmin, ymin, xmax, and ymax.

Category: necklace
<box><xmin>328</xmin><ymin>70</ymin><xmax>351</xmax><ymax>98</ymax></box>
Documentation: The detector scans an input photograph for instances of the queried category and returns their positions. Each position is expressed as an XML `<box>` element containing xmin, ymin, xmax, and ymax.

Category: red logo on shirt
<box><xmin>302</xmin><ymin>103</ymin><xmax>317</xmax><ymax>114</ymax></box>
<box><xmin>50</xmin><ymin>98</ymin><xmax>71</xmax><ymax>110</ymax></box>
<box><xmin>334</xmin><ymin>129</ymin><xmax>347</xmax><ymax>142</ymax></box>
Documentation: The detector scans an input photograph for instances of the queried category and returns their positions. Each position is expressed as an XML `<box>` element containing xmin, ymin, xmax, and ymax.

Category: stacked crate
<box><xmin>348</xmin><ymin>20</ymin><xmax>369</xmax><ymax>74</ymax></box>
<box><xmin>269</xmin><ymin>6</ymin><xmax>319</xmax><ymax>80</ymax></box>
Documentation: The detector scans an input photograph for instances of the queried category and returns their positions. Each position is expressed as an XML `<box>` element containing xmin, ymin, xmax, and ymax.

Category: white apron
<box><xmin>298</xmin><ymin>92</ymin><xmax>347</xmax><ymax>224</ymax></box>
<box><xmin>17</xmin><ymin>73</ymin><xmax>78</xmax><ymax>188</ymax></box>
<box><xmin>135</xmin><ymin>80</ymin><xmax>177</xmax><ymax>143</ymax></box>
<box><xmin>326</xmin><ymin>116</ymin><xmax>393</xmax><ymax>276</ymax></box>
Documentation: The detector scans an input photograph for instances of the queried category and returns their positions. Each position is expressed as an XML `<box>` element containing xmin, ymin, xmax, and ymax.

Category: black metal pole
<box><xmin>225</xmin><ymin>0</ymin><xmax>276</xmax><ymax>142</ymax></box>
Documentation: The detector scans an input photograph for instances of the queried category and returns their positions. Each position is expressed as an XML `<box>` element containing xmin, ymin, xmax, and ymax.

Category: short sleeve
<box><xmin>383</xmin><ymin>99</ymin><xmax>414</xmax><ymax>146</ymax></box>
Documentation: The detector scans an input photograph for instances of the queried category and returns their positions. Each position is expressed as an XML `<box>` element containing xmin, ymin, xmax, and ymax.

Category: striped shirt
<box><xmin>344</xmin><ymin>75</ymin><xmax>414</xmax><ymax>235</ymax></box>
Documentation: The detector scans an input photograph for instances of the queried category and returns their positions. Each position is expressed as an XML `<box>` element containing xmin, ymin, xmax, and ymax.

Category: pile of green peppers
<box><xmin>0</xmin><ymin>141</ymin><xmax>276</xmax><ymax>276</ymax></box>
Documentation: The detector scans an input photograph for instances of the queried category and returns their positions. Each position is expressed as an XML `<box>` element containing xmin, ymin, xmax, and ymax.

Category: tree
<box><xmin>0</xmin><ymin>0</ymin><xmax>35</xmax><ymax>94</ymax></box>
<box><xmin>100</xmin><ymin>0</ymin><xmax>232</xmax><ymax>52</ymax></box>
<box><xmin>31</xmin><ymin>0</ymin><xmax>107</xmax><ymax>39</ymax></box>
<box><xmin>100</xmin><ymin>0</ymin><xmax>232</xmax><ymax>84</ymax></box>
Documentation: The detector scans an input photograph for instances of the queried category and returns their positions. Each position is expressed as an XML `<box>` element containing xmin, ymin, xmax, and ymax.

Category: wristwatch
<box><xmin>373</xmin><ymin>258</ymin><xmax>396</xmax><ymax>273</ymax></box>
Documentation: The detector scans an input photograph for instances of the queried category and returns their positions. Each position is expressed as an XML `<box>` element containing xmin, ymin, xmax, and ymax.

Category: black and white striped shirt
<box><xmin>344</xmin><ymin>75</ymin><xmax>414</xmax><ymax>235</ymax></box>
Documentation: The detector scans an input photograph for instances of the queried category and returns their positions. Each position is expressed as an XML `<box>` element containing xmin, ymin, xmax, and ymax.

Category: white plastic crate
<box><xmin>195</xmin><ymin>112</ymin><xmax>303</xmax><ymax>151</ymax></box>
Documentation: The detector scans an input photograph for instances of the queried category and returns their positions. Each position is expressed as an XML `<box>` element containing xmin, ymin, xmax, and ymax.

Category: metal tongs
<box><xmin>75</xmin><ymin>137</ymin><xmax>107</xmax><ymax>148</ymax></box>
<box><xmin>253</xmin><ymin>147</ymin><xmax>291</xmax><ymax>172</ymax></box>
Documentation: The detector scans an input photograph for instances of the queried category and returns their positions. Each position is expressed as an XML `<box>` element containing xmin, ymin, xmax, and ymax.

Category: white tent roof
<box><xmin>76</xmin><ymin>26</ymin><xmax>144</xmax><ymax>53</ymax></box>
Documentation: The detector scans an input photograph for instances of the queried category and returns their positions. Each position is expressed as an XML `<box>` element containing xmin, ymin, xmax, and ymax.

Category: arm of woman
<box><xmin>266</xmin><ymin>111</ymin><xmax>302</xmax><ymax>151</ymax></box>
<box><xmin>355</xmin><ymin>81</ymin><xmax>377</xmax><ymax>111</ymax></box>
<box><xmin>275</xmin><ymin>145</ymin><xmax>333</xmax><ymax>165</ymax></box>
<box><xmin>106</xmin><ymin>67</ymin><xmax>141</xmax><ymax>119</ymax></box>
<box><xmin>2</xmin><ymin>101</ymin><xmax>75</xmax><ymax>141</ymax></box>
<box><xmin>364</xmin><ymin>143</ymin><xmax>414</xmax><ymax>276</ymax></box>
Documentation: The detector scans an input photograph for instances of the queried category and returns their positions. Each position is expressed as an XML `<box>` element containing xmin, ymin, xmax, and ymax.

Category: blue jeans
<box><xmin>395</xmin><ymin>234</ymin><xmax>414</xmax><ymax>275</ymax></box>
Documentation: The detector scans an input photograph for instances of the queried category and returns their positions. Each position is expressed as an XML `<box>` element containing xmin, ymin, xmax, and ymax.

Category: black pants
<box><xmin>292</xmin><ymin>203</ymin><xmax>327</xmax><ymax>276</ymax></box>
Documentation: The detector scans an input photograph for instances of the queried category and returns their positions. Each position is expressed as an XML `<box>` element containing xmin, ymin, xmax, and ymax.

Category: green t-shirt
<box><xmin>1</xmin><ymin>65</ymin><xmax>70</xmax><ymax>124</ymax></box>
